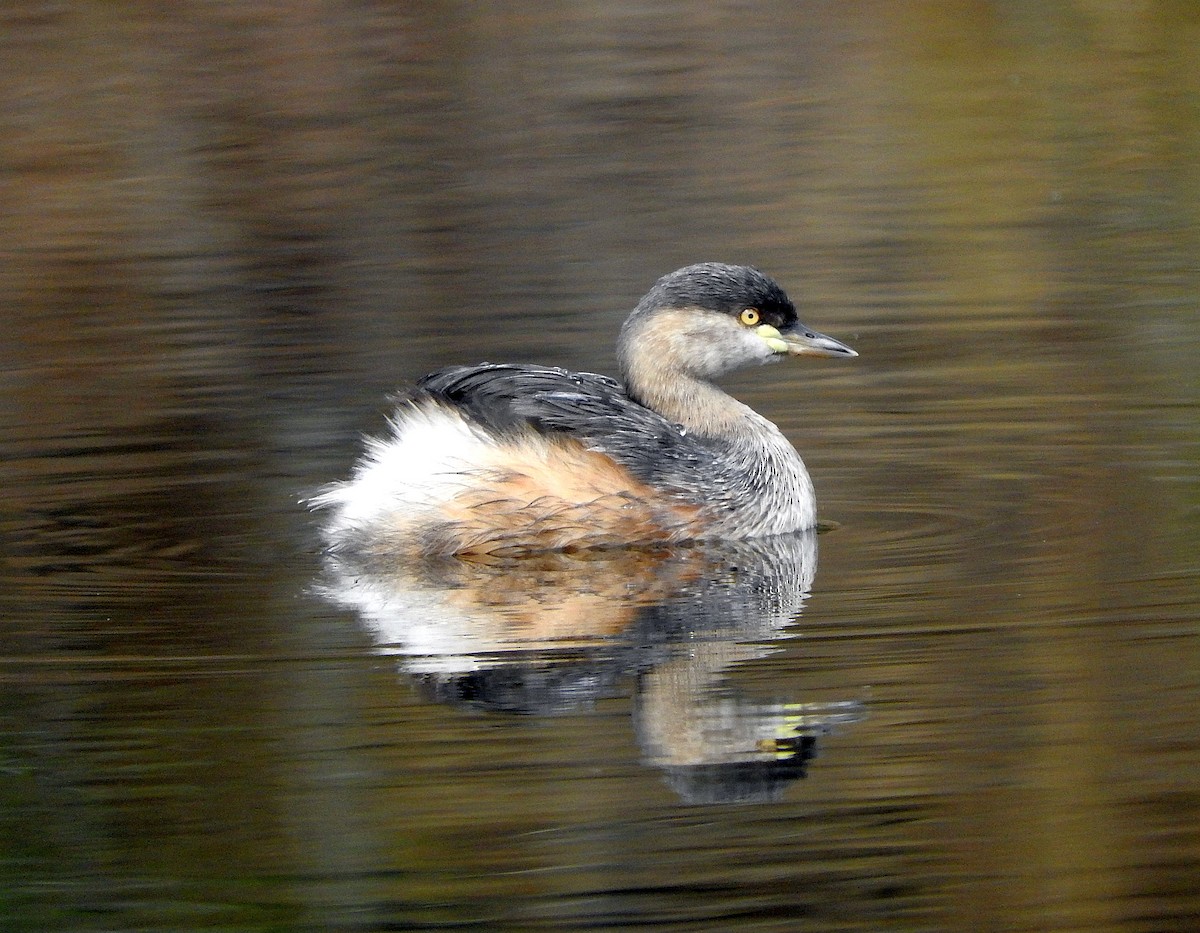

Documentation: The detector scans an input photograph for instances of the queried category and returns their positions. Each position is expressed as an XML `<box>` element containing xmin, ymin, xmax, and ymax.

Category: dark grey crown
<box><xmin>631</xmin><ymin>263</ymin><xmax>799</xmax><ymax>330</ymax></box>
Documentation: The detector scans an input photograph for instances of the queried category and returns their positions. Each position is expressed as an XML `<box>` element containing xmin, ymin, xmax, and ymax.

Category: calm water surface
<box><xmin>2</xmin><ymin>4</ymin><xmax>1199</xmax><ymax>931</ymax></box>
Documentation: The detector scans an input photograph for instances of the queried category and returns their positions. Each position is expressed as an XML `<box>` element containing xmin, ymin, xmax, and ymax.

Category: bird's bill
<box><xmin>781</xmin><ymin>327</ymin><xmax>857</xmax><ymax>358</ymax></box>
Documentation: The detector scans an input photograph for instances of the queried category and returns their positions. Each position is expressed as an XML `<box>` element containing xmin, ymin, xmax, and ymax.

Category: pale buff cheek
<box><xmin>626</xmin><ymin>308</ymin><xmax>768</xmax><ymax>379</ymax></box>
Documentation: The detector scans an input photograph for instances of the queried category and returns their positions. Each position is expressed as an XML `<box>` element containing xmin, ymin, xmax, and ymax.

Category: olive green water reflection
<box><xmin>2</xmin><ymin>2</ymin><xmax>1199</xmax><ymax>931</ymax></box>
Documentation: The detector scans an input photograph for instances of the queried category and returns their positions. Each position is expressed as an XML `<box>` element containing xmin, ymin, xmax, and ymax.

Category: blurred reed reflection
<box><xmin>317</xmin><ymin>532</ymin><xmax>861</xmax><ymax>804</ymax></box>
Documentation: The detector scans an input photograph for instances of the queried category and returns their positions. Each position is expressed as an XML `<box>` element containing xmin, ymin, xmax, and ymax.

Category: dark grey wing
<box><xmin>415</xmin><ymin>363</ymin><xmax>712</xmax><ymax>486</ymax></box>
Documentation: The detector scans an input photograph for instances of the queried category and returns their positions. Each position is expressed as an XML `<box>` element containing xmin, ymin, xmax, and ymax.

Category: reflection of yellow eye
<box><xmin>739</xmin><ymin>308</ymin><xmax>760</xmax><ymax>326</ymax></box>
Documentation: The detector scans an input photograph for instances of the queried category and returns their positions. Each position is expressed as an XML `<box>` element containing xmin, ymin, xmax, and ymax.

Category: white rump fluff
<box><xmin>309</xmin><ymin>402</ymin><xmax>501</xmax><ymax>539</ymax></box>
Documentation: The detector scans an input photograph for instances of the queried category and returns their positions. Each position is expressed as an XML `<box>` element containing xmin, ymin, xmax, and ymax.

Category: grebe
<box><xmin>313</xmin><ymin>263</ymin><xmax>856</xmax><ymax>557</ymax></box>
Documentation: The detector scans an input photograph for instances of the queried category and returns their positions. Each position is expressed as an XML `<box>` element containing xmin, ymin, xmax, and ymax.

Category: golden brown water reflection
<box><xmin>2</xmin><ymin>3</ymin><xmax>1198</xmax><ymax>931</ymax></box>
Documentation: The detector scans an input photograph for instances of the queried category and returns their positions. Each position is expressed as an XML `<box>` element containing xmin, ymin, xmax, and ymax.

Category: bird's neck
<box><xmin>626</xmin><ymin>364</ymin><xmax>817</xmax><ymax>534</ymax></box>
<box><xmin>618</xmin><ymin>320</ymin><xmax>816</xmax><ymax>533</ymax></box>
<box><xmin>618</xmin><ymin>322</ymin><xmax>754</xmax><ymax>440</ymax></box>
<box><xmin>627</xmin><ymin>369</ymin><xmax>756</xmax><ymax>441</ymax></box>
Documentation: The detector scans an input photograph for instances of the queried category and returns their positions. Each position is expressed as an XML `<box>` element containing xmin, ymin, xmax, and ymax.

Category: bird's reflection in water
<box><xmin>317</xmin><ymin>531</ymin><xmax>862</xmax><ymax>804</ymax></box>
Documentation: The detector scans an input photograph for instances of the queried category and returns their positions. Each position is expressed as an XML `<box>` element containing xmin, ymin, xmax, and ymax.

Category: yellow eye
<box><xmin>739</xmin><ymin>308</ymin><xmax>760</xmax><ymax>326</ymax></box>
